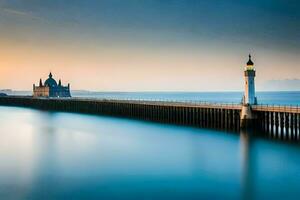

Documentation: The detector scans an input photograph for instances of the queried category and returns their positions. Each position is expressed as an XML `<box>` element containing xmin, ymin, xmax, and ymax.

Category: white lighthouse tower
<box><xmin>240</xmin><ymin>54</ymin><xmax>257</xmax><ymax>129</ymax></box>
<box><xmin>243</xmin><ymin>54</ymin><xmax>257</xmax><ymax>105</ymax></box>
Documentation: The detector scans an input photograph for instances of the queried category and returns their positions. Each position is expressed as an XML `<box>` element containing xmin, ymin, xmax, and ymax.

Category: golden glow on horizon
<box><xmin>0</xmin><ymin>41</ymin><xmax>299</xmax><ymax>91</ymax></box>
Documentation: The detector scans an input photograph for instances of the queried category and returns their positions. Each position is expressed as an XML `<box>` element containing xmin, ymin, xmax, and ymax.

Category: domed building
<box><xmin>33</xmin><ymin>73</ymin><xmax>71</xmax><ymax>97</ymax></box>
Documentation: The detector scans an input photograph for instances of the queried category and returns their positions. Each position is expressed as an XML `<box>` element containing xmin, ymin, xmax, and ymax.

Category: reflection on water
<box><xmin>240</xmin><ymin>131</ymin><xmax>253</xmax><ymax>200</ymax></box>
<box><xmin>0</xmin><ymin>106</ymin><xmax>300</xmax><ymax>199</ymax></box>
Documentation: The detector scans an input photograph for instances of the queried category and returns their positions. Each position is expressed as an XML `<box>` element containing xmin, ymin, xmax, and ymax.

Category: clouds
<box><xmin>2</xmin><ymin>7</ymin><xmax>32</xmax><ymax>17</ymax></box>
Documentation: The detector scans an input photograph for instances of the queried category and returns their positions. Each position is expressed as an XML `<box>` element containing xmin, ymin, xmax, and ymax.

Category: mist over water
<box><xmin>0</xmin><ymin>105</ymin><xmax>300</xmax><ymax>200</ymax></box>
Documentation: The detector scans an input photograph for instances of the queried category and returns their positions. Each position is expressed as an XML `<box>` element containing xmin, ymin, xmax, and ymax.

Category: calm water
<box><xmin>73</xmin><ymin>91</ymin><xmax>300</xmax><ymax>106</ymax></box>
<box><xmin>0</xmin><ymin>105</ymin><xmax>300</xmax><ymax>200</ymax></box>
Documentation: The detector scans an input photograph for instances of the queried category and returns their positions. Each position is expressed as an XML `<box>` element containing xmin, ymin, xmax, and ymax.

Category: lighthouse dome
<box><xmin>247</xmin><ymin>54</ymin><xmax>254</xmax><ymax>66</ymax></box>
<box><xmin>246</xmin><ymin>54</ymin><xmax>255</xmax><ymax>71</ymax></box>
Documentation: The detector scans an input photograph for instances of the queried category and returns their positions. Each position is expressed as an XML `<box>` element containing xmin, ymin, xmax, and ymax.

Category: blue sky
<box><xmin>0</xmin><ymin>0</ymin><xmax>299</xmax><ymax>91</ymax></box>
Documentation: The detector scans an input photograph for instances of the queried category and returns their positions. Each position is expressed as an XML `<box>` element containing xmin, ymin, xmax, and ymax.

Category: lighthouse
<box><xmin>240</xmin><ymin>54</ymin><xmax>257</xmax><ymax>129</ymax></box>
<box><xmin>243</xmin><ymin>55</ymin><xmax>257</xmax><ymax>105</ymax></box>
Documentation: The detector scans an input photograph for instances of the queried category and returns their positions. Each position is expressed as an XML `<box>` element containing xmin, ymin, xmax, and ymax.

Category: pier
<box><xmin>253</xmin><ymin>105</ymin><xmax>300</xmax><ymax>140</ymax></box>
<box><xmin>0</xmin><ymin>96</ymin><xmax>299</xmax><ymax>141</ymax></box>
<box><xmin>0</xmin><ymin>55</ymin><xmax>299</xmax><ymax>141</ymax></box>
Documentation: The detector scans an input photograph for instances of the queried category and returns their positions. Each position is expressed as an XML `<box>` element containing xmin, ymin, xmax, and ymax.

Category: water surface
<box><xmin>0</xmin><ymin>106</ymin><xmax>300</xmax><ymax>200</ymax></box>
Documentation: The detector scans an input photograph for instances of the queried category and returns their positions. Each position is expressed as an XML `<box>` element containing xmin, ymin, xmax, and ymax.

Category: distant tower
<box><xmin>243</xmin><ymin>54</ymin><xmax>256</xmax><ymax>105</ymax></box>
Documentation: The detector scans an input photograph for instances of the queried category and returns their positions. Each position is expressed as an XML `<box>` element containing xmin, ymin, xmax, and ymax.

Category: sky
<box><xmin>0</xmin><ymin>0</ymin><xmax>299</xmax><ymax>91</ymax></box>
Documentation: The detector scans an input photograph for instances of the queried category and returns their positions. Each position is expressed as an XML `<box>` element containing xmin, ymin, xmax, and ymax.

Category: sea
<box><xmin>0</xmin><ymin>91</ymin><xmax>300</xmax><ymax>200</ymax></box>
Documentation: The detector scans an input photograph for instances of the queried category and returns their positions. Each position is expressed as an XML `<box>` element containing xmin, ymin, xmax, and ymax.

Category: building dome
<box><xmin>44</xmin><ymin>72</ymin><xmax>58</xmax><ymax>88</ymax></box>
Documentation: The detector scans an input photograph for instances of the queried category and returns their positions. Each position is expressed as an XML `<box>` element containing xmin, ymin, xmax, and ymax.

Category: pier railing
<box><xmin>252</xmin><ymin>104</ymin><xmax>300</xmax><ymax>114</ymax></box>
<box><xmin>4</xmin><ymin>96</ymin><xmax>300</xmax><ymax>112</ymax></box>
<box><xmin>73</xmin><ymin>97</ymin><xmax>300</xmax><ymax>112</ymax></box>
<box><xmin>1</xmin><ymin>95</ymin><xmax>300</xmax><ymax>112</ymax></box>
<box><xmin>69</xmin><ymin>97</ymin><xmax>243</xmax><ymax>109</ymax></box>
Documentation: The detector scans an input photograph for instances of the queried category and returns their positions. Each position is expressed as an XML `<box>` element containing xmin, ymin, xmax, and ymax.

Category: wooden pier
<box><xmin>0</xmin><ymin>96</ymin><xmax>299</xmax><ymax>141</ymax></box>
<box><xmin>252</xmin><ymin>105</ymin><xmax>300</xmax><ymax>140</ymax></box>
